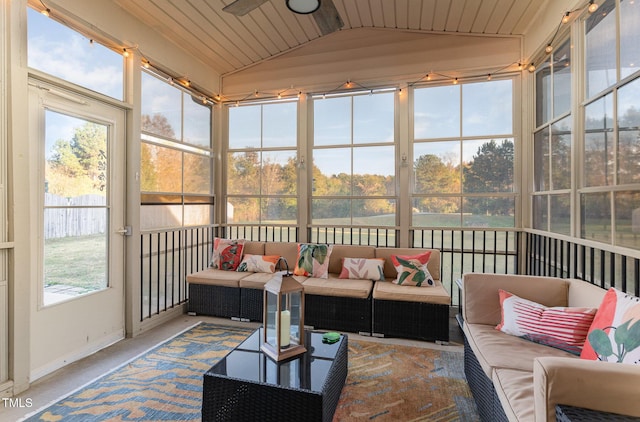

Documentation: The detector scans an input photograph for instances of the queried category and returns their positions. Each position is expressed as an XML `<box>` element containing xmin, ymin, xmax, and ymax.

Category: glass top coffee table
<box><xmin>202</xmin><ymin>328</ymin><xmax>348</xmax><ymax>422</ymax></box>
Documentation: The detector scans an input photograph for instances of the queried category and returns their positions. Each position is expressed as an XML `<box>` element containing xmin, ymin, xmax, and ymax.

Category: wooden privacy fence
<box><xmin>45</xmin><ymin>193</ymin><xmax>106</xmax><ymax>239</ymax></box>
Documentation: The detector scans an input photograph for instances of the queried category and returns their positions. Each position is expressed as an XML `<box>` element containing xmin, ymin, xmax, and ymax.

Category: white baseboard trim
<box><xmin>29</xmin><ymin>330</ymin><xmax>124</xmax><ymax>382</ymax></box>
<box><xmin>133</xmin><ymin>304</ymin><xmax>187</xmax><ymax>337</ymax></box>
<box><xmin>0</xmin><ymin>379</ymin><xmax>14</xmax><ymax>398</ymax></box>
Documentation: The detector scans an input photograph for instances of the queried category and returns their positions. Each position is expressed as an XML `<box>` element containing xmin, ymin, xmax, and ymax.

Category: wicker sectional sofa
<box><xmin>461</xmin><ymin>273</ymin><xmax>640</xmax><ymax>421</ymax></box>
<box><xmin>186</xmin><ymin>241</ymin><xmax>451</xmax><ymax>342</ymax></box>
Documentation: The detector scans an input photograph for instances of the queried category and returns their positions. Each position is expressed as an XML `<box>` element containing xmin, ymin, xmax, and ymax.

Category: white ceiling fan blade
<box><xmin>222</xmin><ymin>0</ymin><xmax>269</xmax><ymax>16</ymax></box>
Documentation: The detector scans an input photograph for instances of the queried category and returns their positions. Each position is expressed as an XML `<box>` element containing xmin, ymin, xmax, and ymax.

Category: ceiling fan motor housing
<box><xmin>286</xmin><ymin>0</ymin><xmax>321</xmax><ymax>14</ymax></box>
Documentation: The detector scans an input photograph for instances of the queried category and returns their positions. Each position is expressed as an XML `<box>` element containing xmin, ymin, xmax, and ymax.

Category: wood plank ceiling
<box><xmin>114</xmin><ymin>0</ymin><xmax>548</xmax><ymax>76</ymax></box>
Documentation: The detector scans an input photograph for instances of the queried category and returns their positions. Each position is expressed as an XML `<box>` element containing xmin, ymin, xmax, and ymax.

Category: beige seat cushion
<box><xmin>493</xmin><ymin>368</ymin><xmax>535</xmax><ymax>422</ymax></box>
<box><xmin>372</xmin><ymin>280</ymin><xmax>450</xmax><ymax>305</ymax></box>
<box><xmin>238</xmin><ymin>272</ymin><xmax>274</xmax><ymax>289</ymax></box>
<box><xmin>239</xmin><ymin>272</ymin><xmax>307</xmax><ymax>289</ymax></box>
<box><xmin>302</xmin><ymin>275</ymin><xmax>373</xmax><ymax>299</ymax></box>
<box><xmin>186</xmin><ymin>268</ymin><xmax>248</xmax><ymax>288</ymax></box>
<box><xmin>463</xmin><ymin>323</ymin><xmax>577</xmax><ymax>377</ymax></box>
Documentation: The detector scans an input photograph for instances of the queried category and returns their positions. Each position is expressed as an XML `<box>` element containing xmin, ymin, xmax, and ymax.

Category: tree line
<box><xmin>47</xmin><ymin>115</ymin><xmax>519</xmax><ymax>224</ymax></box>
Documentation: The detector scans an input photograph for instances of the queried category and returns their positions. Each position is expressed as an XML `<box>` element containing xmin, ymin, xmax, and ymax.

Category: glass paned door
<box><xmin>29</xmin><ymin>81</ymin><xmax>125</xmax><ymax>380</ymax></box>
<box><xmin>44</xmin><ymin>111</ymin><xmax>109</xmax><ymax>304</ymax></box>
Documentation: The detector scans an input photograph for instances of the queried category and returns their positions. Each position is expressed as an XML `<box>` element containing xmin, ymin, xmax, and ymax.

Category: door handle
<box><xmin>116</xmin><ymin>226</ymin><xmax>132</xmax><ymax>236</ymax></box>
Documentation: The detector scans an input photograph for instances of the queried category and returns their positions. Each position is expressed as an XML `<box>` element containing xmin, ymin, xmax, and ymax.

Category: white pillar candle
<box><xmin>280</xmin><ymin>310</ymin><xmax>291</xmax><ymax>347</ymax></box>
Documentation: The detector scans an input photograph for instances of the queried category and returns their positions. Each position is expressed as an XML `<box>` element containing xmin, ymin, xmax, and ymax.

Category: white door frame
<box><xmin>28</xmin><ymin>80</ymin><xmax>126</xmax><ymax>381</ymax></box>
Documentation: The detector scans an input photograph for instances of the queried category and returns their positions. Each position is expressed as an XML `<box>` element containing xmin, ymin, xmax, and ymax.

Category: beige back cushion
<box><xmin>567</xmin><ymin>278</ymin><xmax>607</xmax><ymax>308</ymax></box>
<box><xmin>327</xmin><ymin>245</ymin><xmax>376</xmax><ymax>274</ymax></box>
<box><xmin>264</xmin><ymin>242</ymin><xmax>299</xmax><ymax>271</ymax></box>
<box><xmin>374</xmin><ymin>248</ymin><xmax>440</xmax><ymax>281</ymax></box>
<box><xmin>462</xmin><ymin>273</ymin><xmax>570</xmax><ymax>326</ymax></box>
<box><xmin>243</xmin><ymin>241</ymin><xmax>266</xmax><ymax>256</ymax></box>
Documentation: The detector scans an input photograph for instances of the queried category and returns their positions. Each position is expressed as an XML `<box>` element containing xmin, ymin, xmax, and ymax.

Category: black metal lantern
<box><xmin>261</xmin><ymin>272</ymin><xmax>306</xmax><ymax>361</ymax></box>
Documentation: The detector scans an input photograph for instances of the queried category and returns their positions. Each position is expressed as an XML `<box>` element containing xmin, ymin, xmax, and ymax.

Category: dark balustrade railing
<box><xmin>525</xmin><ymin>232</ymin><xmax>640</xmax><ymax>297</ymax></box>
<box><xmin>222</xmin><ymin>225</ymin><xmax>298</xmax><ymax>242</ymax></box>
<box><xmin>140</xmin><ymin>225</ymin><xmax>215</xmax><ymax>321</ymax></box>
<box><xmin>412</xmin><ymin>229</ymin><xmax>520</xmax><ymax>305</ymax></box>
<box><xmin>308</xmin><ymin>226</ymin><xmax>398</xmax><ymax>247</ymax></box>
<box><xmin>139</xmin><ymin>225</ymin><xmax>640</xmax><ymax>322</ymax></box>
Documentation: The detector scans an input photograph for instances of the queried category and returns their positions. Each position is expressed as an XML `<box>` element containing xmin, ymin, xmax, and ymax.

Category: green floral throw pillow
<box><xmin>293</xmin><ymin>243</ymin><xmax>333</xmax><ymax>278</ymax></box>
<box><xmin>580</xmin><ymin>288</ymin><xmax>640</xmax><ymax>364</ymax></box>
<box><xmin>390</xmin><ymin>251</ymin><xmax>435</xmax><ymax>287</ymax></box>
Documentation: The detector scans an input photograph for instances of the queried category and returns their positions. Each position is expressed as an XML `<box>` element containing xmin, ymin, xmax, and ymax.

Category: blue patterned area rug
<box><xmin>23</xmin><ymin>323</ymin><xmax>253</xmax><ymax>422</ymax></box>
<box><xmin>24</xmin><ymin>323</ymin><xmax>478</xmax><ymax>421</ymax></box>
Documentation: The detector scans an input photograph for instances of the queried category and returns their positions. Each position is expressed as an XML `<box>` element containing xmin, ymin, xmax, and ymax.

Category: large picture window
<box><xmin>413</xmin><ymin>80</ymin><xmax>515</xmax><ymax>228</ymax></box>
<box><xmin>533</xmin><ymin>38</ymin><xmax>572</xmax><ymax>236</ymax></box>
<box><xmin>140</xmin><ymin>71</ymin><xmax>212</xmax><ymax>230</ymax></box>
<box><xmin>226</xmin><ymin>101</ymin><xmax>298</xmax><ymax>225</ymax></box>
<box><xmin>581</xmin><ymin>0</ymin><xmax>640</xmax><ymax>250</ymax></box>
<box><xmin>311</xmin><ymin>92</ymin><xmax>396</xmax><ymax>227</ymax></box>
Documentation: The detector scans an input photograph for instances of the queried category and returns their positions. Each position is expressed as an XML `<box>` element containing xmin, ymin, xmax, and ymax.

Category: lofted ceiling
<box><xmin>114</xmin><ymin>0</ymin><xmax>548</xmax><ymax>76</ymax></box>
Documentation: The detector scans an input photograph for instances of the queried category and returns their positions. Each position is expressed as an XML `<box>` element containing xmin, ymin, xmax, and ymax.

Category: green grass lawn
<box><xmin>261</xmin><ymin>213</ymin><xmax>516</xmax><ymax>228</ymax></box>
<box><xmin>44</xmin><ymin>234</ymin><xmax>107</xmax><ymax>291</ymax></box>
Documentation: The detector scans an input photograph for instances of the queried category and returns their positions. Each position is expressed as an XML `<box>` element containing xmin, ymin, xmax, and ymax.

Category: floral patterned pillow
<box><xmin>209</xmin><ymin>238</ymin><xmax>245</xmax><ymax>271</ymax></box>
<box><xmin>390</xmin><ymin>251</ymin><xmax>435</xmax><ymax>287</ymax></box>
<box><xmin>339</xmin><ymin>258</ymin><xmax>385</xmax><ymax>281</ymax></box>
<box><xmin>293</xmin><ymin>243</ymin><xmax>333</xmax><ymax>279</ymax></box>
<box><xmin>237</xmin><ymin>254</ymin><xmax>280</xmax><ymax>273</ymax></box>
<box><xmin>581</xmin><ymin>288</ymin><xmax>640</xmax><ymax>364</ymax></box>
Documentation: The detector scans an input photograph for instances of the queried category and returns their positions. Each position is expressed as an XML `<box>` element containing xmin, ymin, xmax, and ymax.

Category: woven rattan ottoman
<box><xmin>202</xmin><ymin>328</ymin><xmax>348</xmax><ymax>422</ymax></box>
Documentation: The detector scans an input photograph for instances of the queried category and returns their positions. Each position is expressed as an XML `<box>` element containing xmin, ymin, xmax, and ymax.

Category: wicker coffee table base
<box><xmin>202</xmin><ymin>331</ymin><xmax>348</xmax><ymax>422</ymax></box>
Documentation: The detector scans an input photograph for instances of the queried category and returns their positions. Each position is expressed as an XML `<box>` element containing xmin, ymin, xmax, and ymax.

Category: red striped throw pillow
<box><xmin>496</xmin><ymin>289</ymin><xmax>597</xmax><ymax>355</ymax></box>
